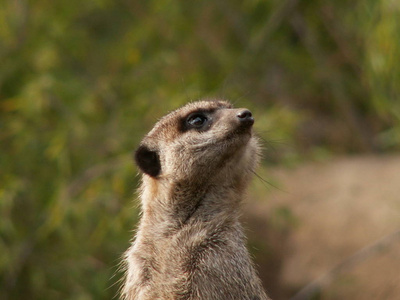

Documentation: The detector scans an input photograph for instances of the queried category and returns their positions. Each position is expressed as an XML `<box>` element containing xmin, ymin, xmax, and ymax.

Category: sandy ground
<box><xmin>244</xmin><ymin>155</ymin><xmax>400</xmax><ymax>300</ymax></box>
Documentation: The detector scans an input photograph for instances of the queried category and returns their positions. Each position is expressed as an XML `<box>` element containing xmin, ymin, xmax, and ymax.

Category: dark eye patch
<box><xmin>186</xmin><ymin>113</ymin><xmax>208</xmax><ymax>128</ymax></box>
<box><xmin>179</xmin><ymin>109</ymin><xmax>214</xmax><ymax>132</ymax></box>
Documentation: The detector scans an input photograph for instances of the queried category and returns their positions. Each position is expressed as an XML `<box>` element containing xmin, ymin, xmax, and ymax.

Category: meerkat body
<box><xmin>122</xmin><ymin>100</ymin><xmax>270</xmax><ymax>300</ymax></box>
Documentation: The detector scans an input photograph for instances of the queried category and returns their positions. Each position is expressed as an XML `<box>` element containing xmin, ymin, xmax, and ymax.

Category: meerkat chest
<box><xmin>137</xmin><ymin>219</ymin><xmax>236</xmax><ymax>275</ymax></box>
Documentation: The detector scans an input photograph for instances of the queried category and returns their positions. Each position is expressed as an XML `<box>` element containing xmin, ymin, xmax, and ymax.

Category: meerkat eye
<box><xmin>186</xmin><ymin>113</ymin><xmax>208</xmax><ymax>129</ymax></box>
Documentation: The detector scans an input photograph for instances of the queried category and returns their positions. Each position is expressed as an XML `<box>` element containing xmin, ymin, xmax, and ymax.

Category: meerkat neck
<box><xmin>140</xmin><ymin>177</ymin><xmax>244</xmax><ymax>232</ymax></box>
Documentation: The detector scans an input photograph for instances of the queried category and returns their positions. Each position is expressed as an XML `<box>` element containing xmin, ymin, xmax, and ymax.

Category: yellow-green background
<box><xmin>1</xmin><ymin>1</ymin><xmax>399</xmax><ymax>299</ymax></box>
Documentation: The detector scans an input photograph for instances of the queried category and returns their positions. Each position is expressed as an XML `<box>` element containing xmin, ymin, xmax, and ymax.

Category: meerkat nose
<box><xmin>236</xmin><ymin>109</ymin><xmax>254</xmax><ymax>126</ymax></box>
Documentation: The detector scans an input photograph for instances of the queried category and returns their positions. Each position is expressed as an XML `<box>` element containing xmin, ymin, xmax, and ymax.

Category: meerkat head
<box><xmin>134</xmin><ymin>100</ymin><xmax>260</xmax><ymax>186</ymax></box>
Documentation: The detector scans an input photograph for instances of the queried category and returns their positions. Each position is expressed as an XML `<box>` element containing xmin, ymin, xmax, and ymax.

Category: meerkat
<box><xmin>121</xmin><ymin>100</ymin><xmax>270</xmax><ymax>300</ymax></box>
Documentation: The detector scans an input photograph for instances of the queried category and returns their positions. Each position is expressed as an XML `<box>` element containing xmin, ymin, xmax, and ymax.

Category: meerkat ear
<box><xmin>134</xmin><ymin>145</ymin><xmax>161</xmax><ymax>177</ymax></box>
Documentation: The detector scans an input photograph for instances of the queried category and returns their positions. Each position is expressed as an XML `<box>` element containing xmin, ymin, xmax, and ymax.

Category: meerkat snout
<box><xmin>236</xmin><ymin>109</ymin><xmax>254</xmax><ymax>125</ymax></box>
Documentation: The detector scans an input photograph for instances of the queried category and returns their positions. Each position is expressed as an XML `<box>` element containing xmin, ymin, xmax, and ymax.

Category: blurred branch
<box><xmin>0</xmin><ymin>0</ymin><xmax>29</xmax><ymax>58</ymax></box>
<box><xmin>222</xmin><ymin>0</ymin><xmax>300</xmax><ymax>85</ymax></box>
<box><xmin>290</xmin><ymin>11</ymin><xmax>377</xmax><ymax>152</ymax></box>
<box><xmin>3</xmin><ymin>238</ymin><xmax>35</xmax><ymax>292</ymax></box>
<box><xmin>35</xmin><ymin>154</ymin><xmax>133</xmax><ymax>242</ymax></box>
<box><xmin>215</xmin><ymin>0</ymin><xmax>248</xmax><ymax>46</ymax></box>
<box><xmin>249</xmin><ymin>0</ymin><xmax>300</xmax><ymax>53</ymax></box>
<box><xmin>65</xmin><ymin>154</ymin><xmax>133</xmax><ymax>198</ymax></box>
<box><xmin>319</xmin><ymin>5</ymin><xmax>362</xmax><ymax>75</ymax></box>
<box><xmin>290</xmin><ymin>229</ymin><xmax>400</xmax><ymax>300</ymax></box>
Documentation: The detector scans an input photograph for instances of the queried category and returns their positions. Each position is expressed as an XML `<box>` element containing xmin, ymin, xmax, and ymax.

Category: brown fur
<box><xmin>122</xmin><ymin>100</ymin><xmax>270</xmax><ymax>300</ymax></box>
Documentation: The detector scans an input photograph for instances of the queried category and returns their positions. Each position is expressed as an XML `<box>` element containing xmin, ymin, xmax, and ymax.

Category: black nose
<box><xmin>236</xmin><ymin>110</ymin><xmax>254</xmax><ymax>126</ymax></box>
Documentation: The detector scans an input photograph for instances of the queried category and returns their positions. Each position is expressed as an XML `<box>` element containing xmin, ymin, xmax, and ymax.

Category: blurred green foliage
<box><xmin>1</xmin><ymin>0</ymin><xmax>399</xmax><ymax>299</ymax></box>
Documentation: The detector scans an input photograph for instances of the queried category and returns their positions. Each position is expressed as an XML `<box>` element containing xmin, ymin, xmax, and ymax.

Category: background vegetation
<box><xmin>1</xmin><ymin>0</ymin><xmax>399</xmax><ymax>299</ymax></box>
